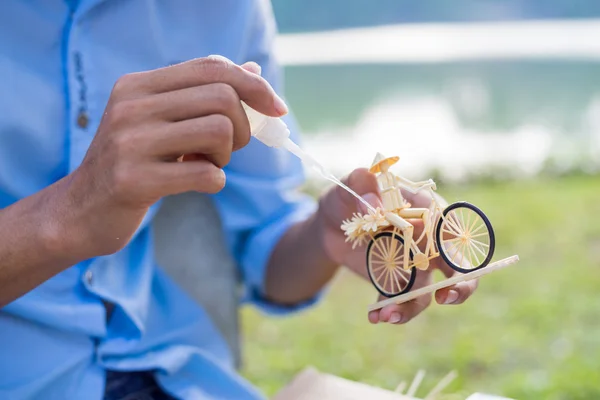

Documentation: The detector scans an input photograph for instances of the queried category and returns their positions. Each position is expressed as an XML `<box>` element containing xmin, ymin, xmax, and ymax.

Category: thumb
<box><xmin>336</xmin><ymin>168</ymin><xmax>379</xmax><ymax>210</ymax></box>
<box><xmin>357</xmin><ymin>192</ymin><xmax>383</xmax><ymax>214</ymax></box>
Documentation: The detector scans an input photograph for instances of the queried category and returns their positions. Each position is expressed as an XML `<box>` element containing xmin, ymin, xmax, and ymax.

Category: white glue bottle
<box><xmin>242</xmin><ymin>102</ymin><xmax>302</xmax><ymax>154</ymax></box>
<box><xmin>241</xmin><ymin>102</ymin><xmax>377</xmax><ymax>213</ymax></box>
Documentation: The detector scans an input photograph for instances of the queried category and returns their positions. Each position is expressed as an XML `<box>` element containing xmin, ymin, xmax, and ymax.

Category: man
<box><xmin>0</xmin><ymin>1</ymin><xmax>478</xmax><ymax>399</ymax></box>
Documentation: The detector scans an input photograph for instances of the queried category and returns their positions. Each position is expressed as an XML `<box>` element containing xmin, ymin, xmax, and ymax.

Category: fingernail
<box><xmin>389</xmin><ymin>312</ymin><xmax>402</xmax><ymax>324</ymax></box>
<box><xmin>274</xmin><ymin>94</ymin><xmax>289</xmax><ymax>116</ymax></box>
<box><xmin>249</xmin><ymin>62</ymin><xmax>262</xmax><ymax>75</ymax></box>
<box><xmin>444</xmin><ymin>290</ymin><xmax>459</xmax><ymax>304</ymax></box>
<box><xmin>368</xmin><ymin>312</ymin><xmax>379</xmax><ymax>324</ymax></box>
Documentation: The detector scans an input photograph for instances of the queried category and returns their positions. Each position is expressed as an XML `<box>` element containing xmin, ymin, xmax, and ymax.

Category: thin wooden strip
<box><xmin>394</xmin><ymin>381</ymin><xmax>407</xmax><ymax>394</ymax></box>
<box><xmin>368</xmin><ymin>255</ymin><xmax>520</xmax><ymax>311</ymax></box>
<box><xmin>406</xmin><ymin>370</ymin><xmax>426</xmax><ymax>397</ymax></box>
<box><xmin>423</xmin><ymin>370</ymin><xmax>458</xmax><ymax>400</ymax></box>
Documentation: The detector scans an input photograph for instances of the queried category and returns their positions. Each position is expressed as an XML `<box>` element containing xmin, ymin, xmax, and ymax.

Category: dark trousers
<box><xmin>103</xmin><ymin>370</ymin><xmax>176</xmax><ymax>400</ymax></box>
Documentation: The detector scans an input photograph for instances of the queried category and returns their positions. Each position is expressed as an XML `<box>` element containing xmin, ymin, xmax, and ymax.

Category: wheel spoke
<box><xmin>469</xmin><ymin>212</ymin><xmax>480</xmax><ymax>234</ymax></box>
<box><xmin>373</xmin><ymin>237</ymin><xmax>386</xmax><ymax>259</ymax></box>
<box><xmin>448</xmin><ymin>241</ymin><xmax>461</xmax><ymax>264</ymax></box>
<box><xmin>388</xmin><ymin>269</ymin><xmax>396</xmax><ymax>293</ymax></box>
<box><xmin>472</xmin><ymin>243</ymin><xmax>487</xmax><ymax>264</ymax></box>
<box><xmin>394</xmin><ymin>268</ymin><xmax>408</xmax><ymax>282</ymax></box>
<box><xmin>444</xmin><ymin>215</ymin><xmax>463</xmax><ymax>236</ymax></box>
<box><xmin>387</xmin><ymin>269</ymin><xmax>395</xmax><ymax>292</ymax></box>
<box><xmin>456</xmin><ymin>209</ymin><xmax>466</xmax><ymax>232</ymax></box>
<box><xmin>450</xmin><ymin>212</ymin><xmax>462</xmax><ymax>234</ymax></box>
<box><xmin>379</xmin><ymin>237</ymin><xmax>389</xmax><ymax>260</ymax></box>
<box><xmin>393</xmin><ymin>267</ymin><xmax>409</xmax><ymax>284</ymax></box>
<box><xmin>458</xmin><ymin>241</ymin><xmax>466</xmax><ymax>268</ymax></box>
<box><xmin>466</xmin><ymin>241</ymin><xmax>478</xmax><ymax>267</ymax></box>
<box><xmin>444</xmin><ymin>237</ymin><xmax>463</xmax><ymax>245</ymax></box>
<box><xmin>470</xmin><ymin>231</ymin><xmax>490</xmax><ymax>239</ymax></box>
<box><xmin>371</xmin><ymin>242</ymin><xmax>386</xmax><ymax>261</ymax></box>
<box><xmin>371</xmin><ymin>263</ymin><xmax>387</xmax><ymax>272</ymax></box>
<box><xmin>456</xmin><ymin>214</ymin><xmax>467</xmax><ymax>235</ymax></box>
<box><xmin>370</xmin><ymin>259</ymin><xmax>387</xmax><ymax>265</ymax></box>
<box><xmin>470</xmin><ymin>238</ymin><xmax>490</xmax><ymax>248</ymax></box>
<box><xmin>383</xmin><ymin>268</ymin><xmax>390</xmax><ymax>291</ymax></box>
<box><xmin>390</xmin><ymin>240</ymin><xmax>404</xmax><ymax>262</ymax></box>
<box><xmin>393</xmin><ymin>270</ymin><xmax>403</xmax><ymax>292</ymax></box>
<box><xmin>470</xmin><ymin>222</ymin><xmax>487</xmax><ymax>236</ymax></box>
<box><xmin>375</xmin><ymin>266</ymin><xmax>387</xmax><ymax>282</ymax></box>
<box><xmin>444</xmin><ymin>222</ymin><xmax>462</xmax><ymax>240</ymax></box>
<box><xmin>468</xmin><ymin>241</ymin><xmax>482</xmax><ymax>265</ymax></box>
<box><xmin>371</xmin><ymin>250</ymin><xmax>387</xmax><ymax>261</ymax></box>
<box><xmin>443</xmin><ymin>238</ymin><xmax>462</xmax><ymax>261</ymax></box>
<box><xmin>470</xmin><ymin>240</ymin><xmax>488</xmax><ymax>258</ymax></box>
<box><xmin>464</xmin><ymin>210</ymin><xmax>473</xmax><ymax>235</ymax></box>
<box><xmin>443</xmin><ymin>240</ymin><xmax>456</xmax><ymax>260</ymax></box>
<box><xmin>442</xmin><ymin>228</ymin><xmax>460</xmax><ymax>239</ymax></box>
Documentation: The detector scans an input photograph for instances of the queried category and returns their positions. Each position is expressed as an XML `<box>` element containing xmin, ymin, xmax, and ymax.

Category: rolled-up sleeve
<box><xmin>211</xmin><ymin>0</ymin><xmax>324</xmax><ymax>314</ymax></box>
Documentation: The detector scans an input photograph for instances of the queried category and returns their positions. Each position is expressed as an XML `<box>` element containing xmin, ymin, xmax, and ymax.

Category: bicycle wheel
<box><xmin>366</xmin><ymin>232</ymin><xmax>417</xmax><ymax>297</ymax></box>
<box><xmin>436</xmin><ymin>202</ymin><xmax>495</xmax><ymax>274</ymax></box>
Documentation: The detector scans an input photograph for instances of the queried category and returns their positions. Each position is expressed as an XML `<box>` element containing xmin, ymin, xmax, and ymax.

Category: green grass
<box><xmin>241</xmin><ymin>176</ymin><xmax>600</xmax><ymax>399</ymax></box>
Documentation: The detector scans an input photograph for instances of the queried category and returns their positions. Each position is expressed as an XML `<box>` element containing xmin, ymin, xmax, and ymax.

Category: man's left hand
<box><xmin>318</xmin><ymin>168</ymin><xmax>478</xmax><ymax>324</ymax></box>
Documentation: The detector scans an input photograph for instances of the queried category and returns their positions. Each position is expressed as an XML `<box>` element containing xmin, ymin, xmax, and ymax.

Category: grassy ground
<box><xmin>241</xmin><ymin>175</ymin><xmax>600</xmax><ymax>399</ymax></box>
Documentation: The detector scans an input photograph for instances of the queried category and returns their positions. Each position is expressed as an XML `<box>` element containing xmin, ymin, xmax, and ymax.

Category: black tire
<box><xmin>436</xmin><ymin>201</ymin><xmax>495</xmax><ymax>274</ymax></box>
<box><xmin>366</xmin><ymin>232</ymin><xmax>417</xmax><ymax>297</ymax></box>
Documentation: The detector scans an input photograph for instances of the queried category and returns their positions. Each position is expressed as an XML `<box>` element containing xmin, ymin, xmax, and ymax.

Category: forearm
<box><xmin>0</xmin><ymin>175</ymin><xmax>85</xmax><ymax>307</ymax></box>
<box><xmin>264</xmin><ymin>208</ymin><xmax>338</xmax><ymax>305</ymax></box>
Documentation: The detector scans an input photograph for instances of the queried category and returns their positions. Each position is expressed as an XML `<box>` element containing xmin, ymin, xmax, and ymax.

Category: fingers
<box><xmin>435</xmin><ymin>279</ymin><xmax>479</xmax><ymax>305</ymax></box>
<box><xmin>400</xmin><ymin>187</ymin><xmax>432</xmax><ymax>209</ymax></box>
<box><xmin>370</xmin><ymin>294</ymin><xmax>433</xmax><ymax>325</ymax></box>
<box><xmin>149</xmin><ymin>115</ymin><xmax>234</xmax><ymax>168</ymax></box>
<box><xmin>368</xmin><ymin>279</ymin><xmax>479</xmax><ymax>324</ymax></box>
<box><xmin>368</xmin><ymin>271</ymin><xmax>479</xmax><ymax>324</ymax></box>
<box><xmin>338</xmin><ymin>168</ymin><xmax>381</xmax><ymax>211</ymax></box>
<box><xmin>133</xmin><ymin>56</ymin><xmax>287</xmax><ymax>117</ymax></box>
<box><xmin>369</xmin><ymin>270</ymin><xmax>433</xmax><ymax>324</ymax></box>
<box><xmin>147</xmin><ymin>159</ymin><xmax>226</xmax><ymax>196</ymax></box>
<box><xmin>148</xmin><ymin>83</ymin><xmax>251</xmax><ymax>151</ymax></box>
<box><xmin>319</xmin><ymin>167</ymin><xmax>382</xmax><ymax>230</ymax></box>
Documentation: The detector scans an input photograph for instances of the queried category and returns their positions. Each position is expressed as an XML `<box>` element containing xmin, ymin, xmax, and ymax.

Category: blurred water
<box><xmin>282</xmin><ymin>62</ymin><xmax>600</xmax><ymax>182</ymax></box>
<box><xmin>276</xmin><ymin>21</ymin><xmax>600</xmax><ymax>181</ymax></box>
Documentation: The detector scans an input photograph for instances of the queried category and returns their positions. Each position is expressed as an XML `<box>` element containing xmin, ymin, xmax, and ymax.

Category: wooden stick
<box><xmin>394</xmin><ymin>381</ymin><xmax>407</xmax><ymax>394</ymax></box>
<box><xmin>423</xmin><ymin>370</ymin><xmax>458</xmax><ymax>400</ymax></box>
<box><xmin>406</xmin><ymin>369</ymin><xmax>426</xmax><ymax>397</ymax></box>
<box><xmin>368</xmin><ymin>255</ymin><xmax>519</xmax><ymax>311</ymax></box>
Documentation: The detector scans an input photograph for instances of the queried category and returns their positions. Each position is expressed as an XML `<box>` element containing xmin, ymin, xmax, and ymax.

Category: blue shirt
<box><xmin>0</xmin><ymin>1</ymin><xmax>317</xmax><ymax>399</ymax></box>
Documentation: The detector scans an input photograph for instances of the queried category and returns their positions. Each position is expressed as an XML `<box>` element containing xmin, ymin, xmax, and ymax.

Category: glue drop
<box><xmin>242</xmin><ymin>102</ymin><xmax>377</xmax><ymax>213</ymax></box>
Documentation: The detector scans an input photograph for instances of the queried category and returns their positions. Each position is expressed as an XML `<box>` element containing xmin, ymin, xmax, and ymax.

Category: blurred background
<box><xmin>241</xmin><ymin>1</ymin><xmax>600</xmax><ymax>399</ymax></box>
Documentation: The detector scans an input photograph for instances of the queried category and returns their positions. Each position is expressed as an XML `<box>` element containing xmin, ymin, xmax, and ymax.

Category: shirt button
<box><xmin>77</xmin><ymin>111</ymin><xmax>89</xmax><ymax>129</ymax></box>
<box><xmin>84</xmin><ymin>270</ymin><xmax>94</xmax><ymax>285</ymax></box>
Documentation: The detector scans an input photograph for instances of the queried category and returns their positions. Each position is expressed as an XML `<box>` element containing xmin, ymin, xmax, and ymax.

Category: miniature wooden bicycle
<box><xmin>342</xmin><ymin>154</ymin><xmax>496</xmax><ymax>298</ymax></box>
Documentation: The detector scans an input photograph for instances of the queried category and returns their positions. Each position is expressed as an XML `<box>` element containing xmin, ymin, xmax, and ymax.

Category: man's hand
<box><xmin>318</xmin><ymin>169</ymin><xmax>478</xmax><ymax>324</ymax></box>
<box><xmin>0</xmin><ymin>57</ymin><xmax>292</xmax><ymax>306</ymax></box>
<box><xmin>61</xmin><ymin>57</ymin><xmax>288</xmax><ymax>259</ymax></box>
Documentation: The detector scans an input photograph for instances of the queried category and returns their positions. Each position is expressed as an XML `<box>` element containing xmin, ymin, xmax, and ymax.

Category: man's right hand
<box><xmin>62</xmin><ymin>56</ymin><xmax>287</xmax><ymax>259</ymax></box>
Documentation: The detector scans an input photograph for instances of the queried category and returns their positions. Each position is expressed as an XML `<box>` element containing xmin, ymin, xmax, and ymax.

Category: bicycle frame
<box><xmin>385</xmin><ymin>187</ymin><xmax>448</xmax><ymax>269</ymax></box>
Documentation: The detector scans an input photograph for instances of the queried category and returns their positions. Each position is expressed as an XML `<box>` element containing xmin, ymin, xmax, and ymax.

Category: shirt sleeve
<box><xmin>210</xmin><ymin>0</ymin><xmax>326</xmax><ymax>315</ymax></box>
